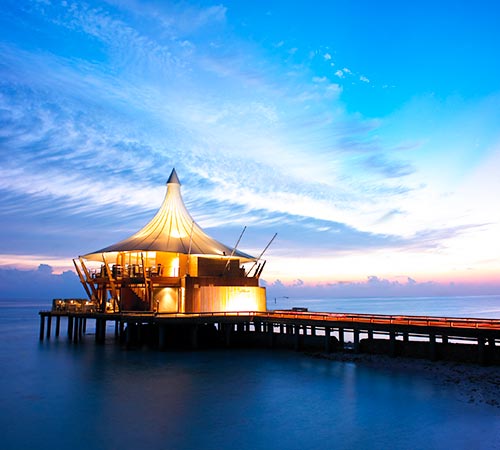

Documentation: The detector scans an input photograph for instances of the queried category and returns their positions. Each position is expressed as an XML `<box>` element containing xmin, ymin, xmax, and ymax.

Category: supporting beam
<box><xmin>78</xmin><ymin>257</ymin><xmax>99</xmax><ymax>301</ymax></box>
<box><xmin>73</xmin><ymin>259</ymin><xmax>93</xmax><ymax>301</ymax></box>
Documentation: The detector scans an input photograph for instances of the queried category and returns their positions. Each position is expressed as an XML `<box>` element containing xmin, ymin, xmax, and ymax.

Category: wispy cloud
<box><xmin>0</xmin><ymin>0</ymin><xmax>498</xmax><ymax>290</ymax></box>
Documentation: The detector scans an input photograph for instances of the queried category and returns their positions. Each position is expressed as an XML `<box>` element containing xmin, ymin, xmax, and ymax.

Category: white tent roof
<box><xmin>83</xmin><ymin>169</ymin><xmax>256</xmax><ymax>262</ymax></box>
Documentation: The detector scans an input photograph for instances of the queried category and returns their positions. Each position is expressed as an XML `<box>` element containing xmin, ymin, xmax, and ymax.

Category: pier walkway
<box><xmin>38</xmin><ymin>310</ymin><xmax>500</xmax><ymax>365</ymax></box>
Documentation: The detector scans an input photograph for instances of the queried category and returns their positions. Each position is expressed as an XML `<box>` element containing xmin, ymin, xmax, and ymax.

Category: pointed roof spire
<box><xmin>83</xmin><ymin>169</ymin><xmax>256</xmax><ymax>262</ymax></box>
<box><xmin>167</xmin><ymin>168</ymin><xmax>181</xmax><ymax>185</ymax></box>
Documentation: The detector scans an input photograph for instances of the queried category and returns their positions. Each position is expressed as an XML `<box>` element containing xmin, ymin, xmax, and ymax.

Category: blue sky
<box><xmin>1</xmin><ymin>0</ymin><xmax>499</xmax><ymax>299</ymax></box>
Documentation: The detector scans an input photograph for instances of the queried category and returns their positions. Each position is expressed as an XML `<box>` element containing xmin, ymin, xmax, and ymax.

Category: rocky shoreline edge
<box><xmin>306</xmin><ymin>351</ymin><xmax>500</xmax><ymax>409</ymax></box>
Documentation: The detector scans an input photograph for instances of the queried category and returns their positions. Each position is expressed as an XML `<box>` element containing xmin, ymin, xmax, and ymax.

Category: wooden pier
<box><xmin>39</xmin><ymin>310</ymin><xmax>500</xmax><ymax>365</ymax></box>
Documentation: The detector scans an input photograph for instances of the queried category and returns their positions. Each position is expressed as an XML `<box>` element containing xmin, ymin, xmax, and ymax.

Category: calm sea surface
<box><xmin>1</xmin><ymin>296</ymin><xmax>499</xmax><ymax>450</ymax></box>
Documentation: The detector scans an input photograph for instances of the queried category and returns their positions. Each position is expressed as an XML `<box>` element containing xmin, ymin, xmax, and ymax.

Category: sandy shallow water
<box><xmin>309</xmin><ymin>351</ymin><xmax>500</xmax><ymax>409</ymax></box>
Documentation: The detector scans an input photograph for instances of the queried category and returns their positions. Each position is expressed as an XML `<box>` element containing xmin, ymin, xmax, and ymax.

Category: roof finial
<box><xmin>167</xmin><ymin>168</ymin><xmax>181</xmax><ymax>185</ymax></box>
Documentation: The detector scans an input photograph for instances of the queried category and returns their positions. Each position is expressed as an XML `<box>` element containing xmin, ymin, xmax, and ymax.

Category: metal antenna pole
<box><xmin>224</xmin><ymin>226</ymin><xmax>247</xmax><ymax>272</ymax></box>
<box><xmin>246</xmin><ymin>232</ymin><xmax>277</xmax><ymax>276</ymax></box>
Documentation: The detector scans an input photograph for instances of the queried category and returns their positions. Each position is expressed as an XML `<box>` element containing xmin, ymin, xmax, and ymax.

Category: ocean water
<box><xmin>272</xmin><ymin>294</ymin><xmax>500</xmax><ymax>318</ymax></box>
<box><xmin>1</xmin><ymin>297</ymin><xmax>499</xmax><ymax>450</ymax></box>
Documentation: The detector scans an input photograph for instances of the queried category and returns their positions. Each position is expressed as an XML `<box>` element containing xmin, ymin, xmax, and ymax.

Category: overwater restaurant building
<box><xmin>74</xmin><ymin>169</ymin><xmax>267</xmax><ymax>313</ymax></box>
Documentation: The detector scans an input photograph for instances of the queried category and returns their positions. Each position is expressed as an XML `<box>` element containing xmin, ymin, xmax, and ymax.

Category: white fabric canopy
<box><xmin>83</xmin><ymin>169</ymin><xmax>256</xmax><ymax>262</ymax></box>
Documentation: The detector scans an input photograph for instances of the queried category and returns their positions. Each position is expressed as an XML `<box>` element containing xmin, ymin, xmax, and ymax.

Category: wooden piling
<box><xmin>95</xmin><ymin>318</ymin><xmax>100</xmax><ymax>343</ymax></box>
<box><xmin>55</xmin><ymin>315</ymin><xmax>61</xmax><ymax>337</ymax></box>
<box><xmin>39</xmin><ymin>314</ymin><xmax>45</xmax><ymax>341</ymax></box>
<box><xmin>324</xmin><ymin>327</ymin><xmax>331</xmax><ymax>353</ymax></box>
<box><xmin>389</xmin><ymin>331</ymin><xmax>397</xmax><ymax>357</ymax></box>
<box><xmin>294</xmin><ymin>324</ymin><xmax>301</xmax><ymax>351</ymax></box>
<box><xmin>67</xmin><ymin>316</ymin><xmax>74</xmax><ymax>341</ymax></box>
<box><xmin>338</xmin><ymin>327</ymin><xmax>344</xmax><ymax>348</ymax></box>
<box><xmin>73</xmin><ymin>317</ymin><xmax>79</xmax><ymax>342</ymax></box>
<box><xmin>478</xmin><ymin>337</ymin><xmax>486</xmax><ymax>365</ymax></box>
<box><xmin>125</xmin><ymin>321</ymin><xmax>132</xmax><ymax>348</ymax></box>
<box><xmin>353</xmin><ymin>329</ymin><xmax>360</xmax><ymax>353</ymax></box>
<box><xmin>268</xmin><ymin>322</ymin><xmax>274</xmax><ymax>348</ymax></box>
<box><xmin>158</xmin><ymin>324</ymin><xmax>166</xmax><ymax>350</ymax></box>
<box><xmin>100</xmin><ymin>319</ymin><xmax>107</xmax><ymax>343</ymax></box>
<box><xmin>190</xmin><ymin>325</ymin><xmax>199</xmax><ymax>349</ymax></box>
<box><xmin>224</xmin><ymin>323</ymin><xmax>232</xmax><ymax>347</ymax></box>
<box><xmin>46</xmin><ymin>314</ymin><xmax>52</xmax><ymax>340</ymax></box>
<box><xmin>429</xmin><ymin>333</ymin><xmax>437</xmax><ymax>361</ymax></box>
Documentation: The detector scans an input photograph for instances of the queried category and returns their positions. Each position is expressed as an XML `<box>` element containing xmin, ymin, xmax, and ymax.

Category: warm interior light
<box><xmin>171</xmin><ymin>257</ymin><xmax>179</xmax><ymax>276</ymax></box>
<box><xmin>226</xmin><ymin>288</ymin><xmax>261</xmax><ymax>311</ymax></box>
<box><xmin>197</xmin><ymin>286</ymin><xmax>266</xmax><ymax>312</ymax></box>
<box><xmin>155</xmin><ymin>288</ymin><xmax>178</xmax><ymax>313</ymax></box>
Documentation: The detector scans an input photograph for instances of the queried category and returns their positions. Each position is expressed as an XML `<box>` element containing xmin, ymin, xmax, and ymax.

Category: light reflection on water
<box><xmin>1</xmin><ymin>299</ymin><xmax>499</xmax><ymax>450</ymax></box>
